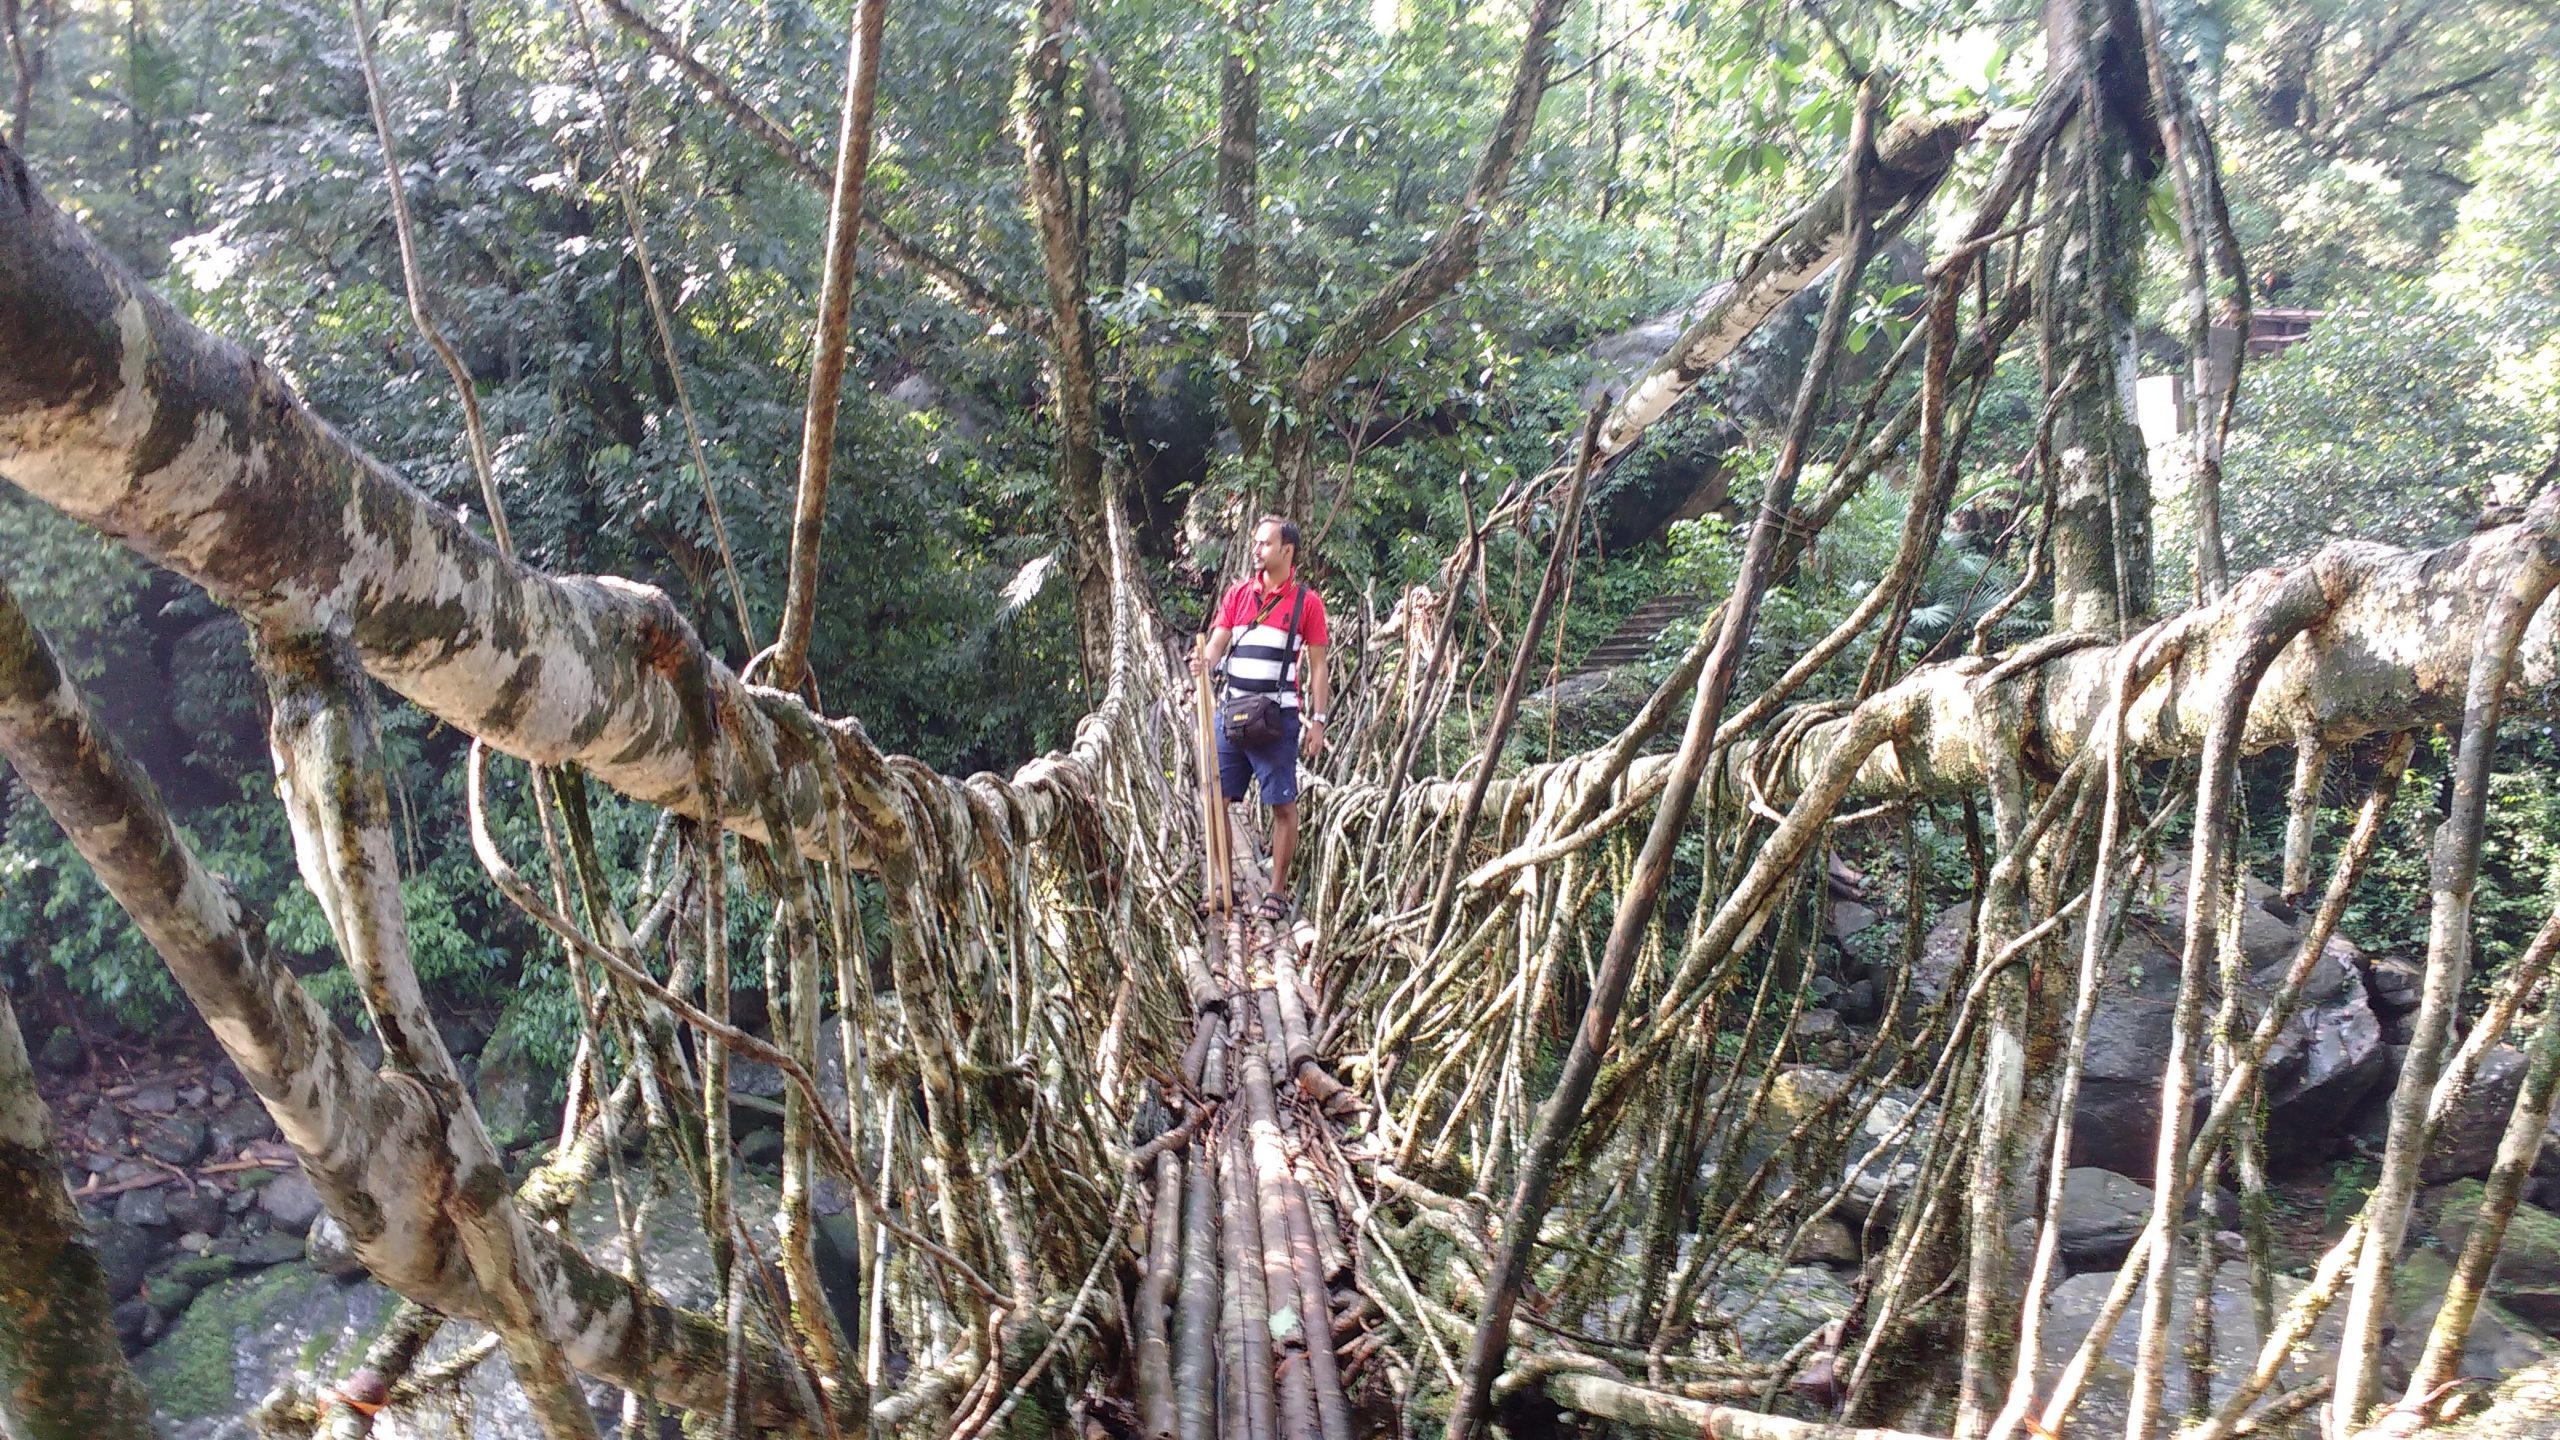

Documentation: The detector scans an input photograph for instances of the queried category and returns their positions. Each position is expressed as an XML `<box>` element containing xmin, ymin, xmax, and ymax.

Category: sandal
<box><xmin>1257</xmin><ymin>891</ymin><xmax>1294</xmax><ymax>923</ymax></box>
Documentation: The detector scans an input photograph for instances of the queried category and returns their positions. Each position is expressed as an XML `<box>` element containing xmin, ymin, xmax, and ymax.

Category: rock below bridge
<box><xmin>1916</xmin><ymin>868</ymin><xmax>2388</xmax><ymax>1177</ymax></box>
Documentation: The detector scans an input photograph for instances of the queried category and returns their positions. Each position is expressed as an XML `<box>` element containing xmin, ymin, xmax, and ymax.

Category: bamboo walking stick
<box><xmin>1195</xmin><ymin>636</ymin><xmax>1231</xmax><ymax>916</ymax></box>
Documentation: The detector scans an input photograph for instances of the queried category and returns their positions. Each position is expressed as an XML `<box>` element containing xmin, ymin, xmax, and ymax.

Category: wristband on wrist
<box><xmin>1306</xmin><ymin>711</ymin><xmax>1327</xmax><ymax>724</ymax></box>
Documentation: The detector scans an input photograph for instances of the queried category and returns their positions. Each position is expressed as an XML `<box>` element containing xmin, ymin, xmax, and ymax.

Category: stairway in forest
<box><xmin>1570</xmin><ymin>592</ymin><xmax>1702</xmax><ymax>676</ymax></box>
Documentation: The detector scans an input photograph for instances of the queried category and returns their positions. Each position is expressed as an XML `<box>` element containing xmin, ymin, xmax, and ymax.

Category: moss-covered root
<box><xmin>0</xmin><ymin>985</ymin><xmax>155</xmax><ymax>1440</ymax></box>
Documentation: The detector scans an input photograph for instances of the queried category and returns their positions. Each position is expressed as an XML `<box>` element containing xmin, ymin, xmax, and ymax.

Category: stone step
<box><xmin>1571</xmin><ymin>593</ymin><xmax>1702</xmax><ymax>675</ymax></box>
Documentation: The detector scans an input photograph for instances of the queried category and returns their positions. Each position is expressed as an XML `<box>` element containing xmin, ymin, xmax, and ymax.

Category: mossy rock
<box><xmin>2434</xmin><ymin>1179</ymin><xmax>2560</xmax><ymax>1290</ymax></box>
<box><xmin>2392</xmin><ymin>1246</ymin><xmax>2552</xmax><ymax>1377</ymax></box>
<box><xmin>141</xmin><ymin>1272</ymin><xmax>202</xmax><ymax>1315</ymax></box>
<box><xmin>2432</xmin><ymin>1179</ymin><xmax>2560</xmax><ymax>1335</ymax></box>
<box><xmin>166</xmin><ymin>1254</ymin><xmax>239</xmax><ymax>1288</ymax></box>
<box><xmin>136</xmin><ymin>1263</ymin><xmax>391</xmax><ymax>1422</ymax></box>
<box><xmin>1703</xmin><ymin>1250</ymin><xmax>1856</xmax><ymax>1362</ymax></box>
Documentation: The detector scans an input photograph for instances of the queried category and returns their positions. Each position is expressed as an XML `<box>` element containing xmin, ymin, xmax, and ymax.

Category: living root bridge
<box><xmin>17</xmin><ymin>74</ymin><xmax>2560</xmax><ymax>1439</ymax></box>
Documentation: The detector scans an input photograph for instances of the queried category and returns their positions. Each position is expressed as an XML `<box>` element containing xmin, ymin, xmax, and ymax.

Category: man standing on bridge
<box><xmin>1193</xmin><ymin>515</ymin><xmax>1331</xmax><ymax>921</ymax></box>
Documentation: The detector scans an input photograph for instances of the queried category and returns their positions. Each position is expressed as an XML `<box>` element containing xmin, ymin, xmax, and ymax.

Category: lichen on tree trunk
<box><xmin>2039</xmin><ymin>0</ymin><xmax>2161</xmax><ymax>637</ymax></box>
<box><xmin>0</xmin><ymin>959</ymin><xmax>155</xmax><ymax>1440</ymax></box>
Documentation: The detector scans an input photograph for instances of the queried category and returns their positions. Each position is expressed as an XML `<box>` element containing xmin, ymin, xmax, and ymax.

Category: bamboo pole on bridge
<box><xmin>1196</xmin><ymin>635</ymin><xmax>1234</xmax><ymax>916</ymax></box>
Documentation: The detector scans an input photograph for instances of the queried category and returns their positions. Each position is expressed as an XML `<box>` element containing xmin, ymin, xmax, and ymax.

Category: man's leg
<box><xmin>1261</xmin><ymin>711</ymin><xmax>1303</xmax><ymax>901</ymax></box>
<box><xmin>1270</xmin><ymin>800</ymin><xmax>1299</xmax><ymax>897</ymax></box>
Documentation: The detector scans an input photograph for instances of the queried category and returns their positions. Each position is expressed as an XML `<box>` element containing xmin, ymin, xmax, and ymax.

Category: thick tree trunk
<box><xmin>2040</xmin><ymin>0</ymin><xmax>2161</xmax><ymax>635</ymax></box>
<box><xmin>1214</xmin><ymin>0</ymin><xmax>1265</xmax><ymax>458</ymax></box>
<box><xmin>1425</xmin><ymin>513</ymin><xmax>2560</xmax><ymax>840</ymax></box>
<box><xmin>259</xmin><ymin>631</ymin><xmax>604</xmax><ymax>1440</ymax></box>
<box><xmin>1018</xmin><ymin>0</ymin><xmax>1126</xmax><ymax>669</ymax></box>
<box><xmin>0</xmin><ymin>972</ymin><xmax>154</xmax><ymax>1440</ymax></box>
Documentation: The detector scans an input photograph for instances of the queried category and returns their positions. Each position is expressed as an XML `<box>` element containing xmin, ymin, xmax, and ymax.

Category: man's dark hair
<box><xmin>1257</xmin><ymin>514</ymin><xmax>1301</xmax><ymax>553</ymax></box>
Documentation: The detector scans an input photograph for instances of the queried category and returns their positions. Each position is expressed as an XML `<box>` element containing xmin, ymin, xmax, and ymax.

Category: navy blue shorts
<box><xmin>1217</xmin><ymin>704</ymin><xmax>1301</xmax><ymax>806</ymax></box>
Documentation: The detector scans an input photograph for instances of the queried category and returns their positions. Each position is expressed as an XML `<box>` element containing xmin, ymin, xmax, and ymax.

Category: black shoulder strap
<box><xmin>1281</xmin><ymin>585</ymin><xmax>1307</xmax><ymax>691</ymax></box>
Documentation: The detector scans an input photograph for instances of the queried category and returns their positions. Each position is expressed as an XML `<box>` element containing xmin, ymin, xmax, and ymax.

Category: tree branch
<box><xmin>1592</xmin><ymin>102</ymin><xmax>1998</xmax><ymax>460</ymax></box>
<box><xmin>0</xmin><ymin>135</ymin><xmax>1115</xmax><ymax>874</ymax></box>
<box><xmin>1271</xmin><ymin>0</ymin><xmax>1574</xmax><ymax>508</ymax></box>
<box><xmin>589</xmin><ymin>0</ymin><xmax>1039</xmax><ymax>335</ymax></box>
<box><xmin>772</xmin><ymin>0</ymin><xmax>891</xmax><ymax>691</ymax></box>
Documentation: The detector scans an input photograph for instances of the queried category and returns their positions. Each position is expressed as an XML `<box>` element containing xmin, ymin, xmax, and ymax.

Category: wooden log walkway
<box><xmin>1132</xmin><ymin>781</ymin><xmax>1947</xmax><ymax>1440</ymax></box>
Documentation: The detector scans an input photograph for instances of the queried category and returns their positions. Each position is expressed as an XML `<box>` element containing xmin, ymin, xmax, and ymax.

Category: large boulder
<box><xmin>2041</xmin><ymin>1260</ymin><xmax>2341</xmax><ymax>1438</ymax></box>
<box><xmin>2249</xmin><ymin>946</ymin><xmax>2390</xmax><ymax>1161</ymax></box>
<box><xmin>1916</xmin><ymin>881</ymin><xmax>2386</xmax><ymax>1176</ymax></box>
<box><xmin>1839</xmin><ymin>1084</ymin><xmax>1937</xmax><ymax>1221</ymax></box>
<box><xmin>2421</xmin><ymin>1046</ymin><xmax>2531</xmax><ymax>1184</ymax></box>
<box><xmin>1917</xmin><ymin>901</ymin><xmax>2188</xmax><ymax>1176</ymax></box>
<box><xmin>1708</xmin><ymin>1068</ymin><xmax>1938</xmax><ymax>1224</ymax></box>
<box><xmin>2039</xmin><ymin>1248</ymin><xmax>2546</xmax><ymax>1430</ymax></box>
<box><xmin>2364</xmin><ymin>954</ymin><xmax>2424</xmax><ymax>1017</ymax></box>
<box><xmin>2433</xmin><ymin>1179</ymin><xmax>2560</xmax><ymax>1335</ymax></box>
<box><xmin>2058</xmin><ymin>1168</ymin><xmax>2155</xmax><ymax>1270</ymax></box>
<box><xmin>165</xmin><ymin>1187</ymin><xmax>223</xmax><ymax>1236</ymax></box>
<box><xmin>1579</xmin><ymin>275</ymin><xmax>1844</xmax><ymax>552</ymax></box>
<box><xmin>37</xmin><ymin>1025</ymin><xmax>85</xmax><ymax>1074</ymax></box>
<box><xmin>2392</xmin><ymin>1245</ymin><xmax>2551</xmax><ymax>1380</ymax></box>
<box><xmin>1706</xmin><ymin>1068</ymin><xmax>1843</xmax><ymax>1204</ymax></box>
<box><xmin>2140</xmin><ymin>865</ymin><xmax>2304</xmax><ymax>970</ymax></box>
<box><xmin>134</xmin><ymin>1156</ymin><xmax>788</xmax><ymax>1439</ymax></box>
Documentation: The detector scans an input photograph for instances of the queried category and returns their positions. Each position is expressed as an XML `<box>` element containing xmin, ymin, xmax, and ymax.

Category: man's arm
<box><xmin>1303</xmin><ymin>644</ymin><xmax>1330</xmax><ymax>754</ymax></box>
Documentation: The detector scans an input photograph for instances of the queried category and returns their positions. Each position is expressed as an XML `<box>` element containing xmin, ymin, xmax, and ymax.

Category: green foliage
<box><xmin>1658</xmin><ymin>459</ymin><xmax>2034</xmax><ymax>703</ymax></box>
<box><xmin>2213</xmin><ymin>0</ymin><xmax>2560</xmax><ymax>304</ymax></box>
<box><xmin>0</xmin><ymin>494</ymin><xmax>147</xmax><ymax>682</ymax></box>
<box><xmin>2323</xmin><ymin>731</ymin><xmax>2560</xmax><ymax>990</ymax></box>
<box><xmin>2325</xmin><ymin>1155</ymin><xmax>2380</xmax><ymax>1234</ymax></box>
<box><xmin>2221</xmin><ymin>285</ymin><xmax>2554</xmax><ymax>569</ymax></box>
